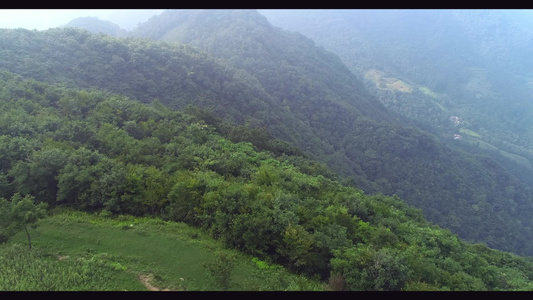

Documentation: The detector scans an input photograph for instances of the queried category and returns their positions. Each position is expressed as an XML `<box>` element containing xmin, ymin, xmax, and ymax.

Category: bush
<box><xmin>204</xmin><ymin>251</ymin><xmax>237</xmax><ymax>291</ymax></box>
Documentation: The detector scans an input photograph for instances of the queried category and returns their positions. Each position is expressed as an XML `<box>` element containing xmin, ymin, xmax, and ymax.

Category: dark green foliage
<box><xmin>124</xmin><ymin>10</ymin><xmax>533</xmax><ymax>257</ymax></box>
<box><xmin>9</xmin><ymin>147</ymin><xmax>70</xmax><ymax>204</ymax></box>
<box><xmin>331</xmin><ymin>246</ymin><xmax>412</xmax><ymax>291</ymax></box>
<box><xmin>261</xmin><ymin>9</ymin><xmax>533</xmax><ymax>252</ymax></box>
<box><xmin>0</xmin><ymin>72</ymin><xmax>531</xmax><ymax>290</ymax></box>
<box><xmin>0</xmin><ymin>16</ymin><xmax>533</xmax><ymax>290</ymax></box>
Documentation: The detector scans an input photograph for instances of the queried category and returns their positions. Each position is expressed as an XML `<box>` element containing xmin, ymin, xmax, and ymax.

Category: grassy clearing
<box><xmin>416</xmin><ymin>86</ymin><xmax>450</xmax><ymax>112</ymax></box>
<box><xmin>364</xmin><ymin>69</ymin><xmax>413</xmax><ymax>93</ymax></box>
<box><xmin>0</xmin><ymin>210</ymin><xmax>324</xmax><ymax>291</ymax></box>
<box><xmin>387</xmin><ymin>79</ymin><xmax>412</xmax><ymax>93</ymax></box>
<box><xmin>418</xmin><ymin>86</ymin><xmax>438</xmax><ymax>99</ymax></box>
<box><xmin>460</xmin><ymin>128</ymin><xmax>482</xmax><ymax>139</ymax></box>
<box><xmin>499</xmin><ymin>150</ymin><xmax>532</xmax><ymax>169</ymax></box>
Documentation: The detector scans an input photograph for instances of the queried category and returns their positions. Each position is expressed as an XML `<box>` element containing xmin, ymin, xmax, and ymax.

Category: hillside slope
<box><xmin>0</xmin><ymin>11</ymin><xmax>533</xmax><ymax>255</ymax></box>
<box><xmin>129</xmin><ymin>9</ymin><xmax>533</xmax><ymax>256</ymax></box>
<box><xmin>260</xmin><ymin>9</ymin><xmax>533</xmax><ymax>184</ymax></box>
<box><xmin>1</xmin><ymin>71</ymin><xmax>532</xmax><ymax>290</ymax></box>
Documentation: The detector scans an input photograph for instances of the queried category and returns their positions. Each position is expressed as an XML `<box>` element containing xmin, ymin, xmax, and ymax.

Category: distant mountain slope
<box><xmin>133</xmin><ymin>10</ymin><xmax>395</xmax><ymax>121</ymax></box>
<box><xmin>129</xmin><ymin>9</ymin><xmax>533</xmax><ymax>256</ymax></box>
<box><xmin>259</xmin><ymin>9</ymin><xmax>533</xmax><ymax>183</ymax></box>
<box><xmin>62</xmin><ymin>16</ymin><xmax>128</xmax><ymax>37</ymax></box>
<box><xmin>1</xmin><ymin>12</ymin><xmax>533</xmax><ymax>256</ymax></box>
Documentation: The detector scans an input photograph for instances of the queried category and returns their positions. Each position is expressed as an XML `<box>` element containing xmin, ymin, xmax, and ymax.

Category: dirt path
<box><xmin>57</xmin><ymin>255</ymin><xmax>174</xmax><ymax>291</ymax></box>
<box><xmin>138</xmin><ymin>274</ymin><xmax>172</xmax><ymax>291</ymax></box>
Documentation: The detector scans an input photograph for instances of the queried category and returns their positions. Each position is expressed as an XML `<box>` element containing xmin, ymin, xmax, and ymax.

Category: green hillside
<box><xmin>1</xmin><ymin>11</ymin><xmax>533</xmax><ymax>256</ymax></box>
<box><xmin>128</xmin><ymin>10</ymin><xmax>533</xmax><ymax>256</ymax></box>
<box><xmin>1</xmin><ymin>210</ymin><xmax>322</xmax><ymax>291</ymax></box>
<box><xmin>0</xmin><ymin>71</ymin><xmax>532</xmax><ymax>290</ymax></box>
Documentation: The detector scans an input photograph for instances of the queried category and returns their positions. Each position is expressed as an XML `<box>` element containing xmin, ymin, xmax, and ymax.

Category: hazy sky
<box><xmin>2</xmin><ymin>9</ymin><xmax>533</xmax><ymax>33</ymax></box>
<box><xmin>0</xmin><ymin>9</ymin><xmax>165</xmax><ymax>31</ymax></box>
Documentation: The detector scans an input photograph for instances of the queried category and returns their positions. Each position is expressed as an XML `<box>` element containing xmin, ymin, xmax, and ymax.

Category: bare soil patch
<box><xmin>138</xmin><ymin>273</ymin><xmax>172</xmax><ymax>291</ymax></box>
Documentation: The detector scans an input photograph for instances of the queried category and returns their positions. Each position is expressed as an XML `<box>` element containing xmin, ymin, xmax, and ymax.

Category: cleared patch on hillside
<box><xmin>364</xmin><ymin>69</ymin><xmax>413</xmax><ymax>93</ymax></box>
<box><xmin>460</xmin><ymin>128</ymin><xmax>482</xmax><ymax>139</ymax></box>
<box><xmin>418</xmin><ymin>86</ymin><xmax>438</xmax><ymax>98</ymax></box>
<box><xmin>138</xmin><ymin>274</ymin><xmax>174</xmax><ymax>291</ymax></box>
<box><xmin>499</xmin><ymin>150</ymin><xmax>532</xmax><ymax>169</ymax></box>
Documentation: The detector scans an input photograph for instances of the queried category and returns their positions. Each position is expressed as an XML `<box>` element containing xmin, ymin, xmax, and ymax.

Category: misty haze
<box><xmin>0</xmin><ymin>9</ymin><xmax>532</xmax><ymax>291</ymax></box>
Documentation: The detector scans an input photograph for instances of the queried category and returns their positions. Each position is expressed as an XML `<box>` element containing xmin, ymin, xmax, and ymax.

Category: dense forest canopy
<box><xmin>0</xmin><ymin>10</ymin><xmax>532</xmax><ymax>257</ymax></box>
<box><xmin>0</xmin><ymin>70</ymin><xmax>532</xmax><ymax>290</ymax></box>
<box><xmin>0</xmin><ymin>9</ymin><xmax>533</xmax><ymax>290</ymax></box>
<box><xmin>127</xmin><ymin>9</ymin><xmax>533</xmax><ymax>256</ymax></box>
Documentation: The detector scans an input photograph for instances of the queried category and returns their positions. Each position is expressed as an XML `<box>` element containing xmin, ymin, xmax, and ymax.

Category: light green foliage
<box><xmin>204</xmin><ymin>251</ymin><xmax>237</xmax><ymax>290</ymax></box>
<box><xmin>0</xmin><ymin>193</ymin><xmax>47</xmax><ymax>249</ymax></box>
<box><xmin>0</xmin><ymin>244</ymin><xmax>137</xmax><ymax>291</ymax></box>
<box><xmin>1</xmin><ymin>212</ymin><xmax>324</xmax><ymax>291</ymax></box>
<box><xmin>331</xmin><ymin>245</ymin><xmax>412</xmax><ymax>291</ymax></box>
<box><xmin>252</xmin><ymin>257</ymin><xmax>276</xmax><ymax>270</ymax></box>
<box><xmin>277</xmin><ymin>224</ymin><xmax>315</xmax><ymax>271</ymax></box>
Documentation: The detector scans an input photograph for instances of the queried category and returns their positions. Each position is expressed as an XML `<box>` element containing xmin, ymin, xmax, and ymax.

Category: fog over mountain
<box><xmin>1</xmin><ymin>9</ymin><xmax>533</xmax><ymax>291</ymax></box>
<box><xmin>0</xmin><ymin>9</ymin><xmax>164</xmax><ymax>31</ymax></box>
<box><xmin>260</xmin><ymin>9</ymin><xmax>533</xmax><ymax>178</ymax></box>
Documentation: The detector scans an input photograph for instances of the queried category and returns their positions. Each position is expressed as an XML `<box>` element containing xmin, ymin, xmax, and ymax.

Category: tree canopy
<box><xmin>0</xmin><ymin>71</ymin><xmax>531</xmax><ymax>290</ymax></box>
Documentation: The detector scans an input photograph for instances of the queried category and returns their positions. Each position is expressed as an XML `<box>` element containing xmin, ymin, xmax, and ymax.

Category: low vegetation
<box><xmin>0</xmin><ymin>210</ymin><xmax>323</xmax><ymax>291</ymax></box>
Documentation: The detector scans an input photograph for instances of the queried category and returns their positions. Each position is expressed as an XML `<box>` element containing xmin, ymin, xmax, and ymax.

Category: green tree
<box><xmin>204</xmin><ymin>251</ymin><xmax>237</xmax><ymax>291</ymax></box>
<box><xmin>9</xmin><ymin>147</ymin><xmax>70</xmax><ymax>204</ymax></box>
<box><xmin>0</xmin><ymin>193</ymin><xmax>47</xmax><ymax>249</ymax></box>
<box><xmin>331</xmin><ymin>245</ymin><xmax>412</xmax><ymax>291</ymax></box>
<box><xmin>277</xmin><ymin>224</ymin><xmax>315</xmax><ymax>271</ymax></box>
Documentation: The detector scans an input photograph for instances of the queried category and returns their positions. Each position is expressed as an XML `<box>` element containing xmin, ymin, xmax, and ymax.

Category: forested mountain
<box><xmin>259</xmin><ymin>9</ymin><xmax>533</xmax><ymax>187</ymax></box>
<box><xmin>126</xmin><ymin>9</ymin><xmax>533</xmax><ymax>256</ymax></box>
<box><xmin>0</xmin><ymin>70</ymin><xmax>532</xmax><ymax>291</ymax></box>
<box><xmin>1</xmin><ymin>9</ymin><xmax>533</xmax><ymax>257</ymax></box>
<box><xmin>0</xmin><ymin>9</ymin><xmax>533</xmax><ymax>290</ymax></box>
<box><xmin>62</xmin><ymin>17</ymin><xmax>128</xmax><ymax>37</ymax></box>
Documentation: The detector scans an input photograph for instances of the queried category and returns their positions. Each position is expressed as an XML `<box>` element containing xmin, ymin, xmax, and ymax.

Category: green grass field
<box><xmin>0</xmin><ymin>210</ymin><xmax>324</xmax><ymax>291</ymax></box>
